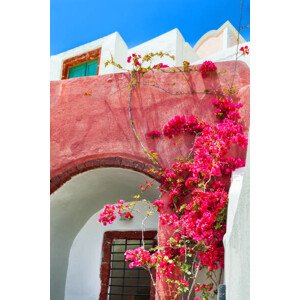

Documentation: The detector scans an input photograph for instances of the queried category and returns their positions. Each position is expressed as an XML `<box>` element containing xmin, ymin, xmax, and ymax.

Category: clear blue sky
<box><xmin>50</xmin><ymin>0</ymin><xmax>250</xmax><ymax>55</ymax></box>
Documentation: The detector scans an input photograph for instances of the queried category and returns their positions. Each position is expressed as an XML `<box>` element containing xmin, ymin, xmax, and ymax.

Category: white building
<box><xmin>50</xmin><ymin>21</ymin><xmax>249</xmax><ymax>81</ymax></box>
<box><xmin>50</xmin><ymin>21</ymin><xmax>250</xmax><ymax>300</ymax></box>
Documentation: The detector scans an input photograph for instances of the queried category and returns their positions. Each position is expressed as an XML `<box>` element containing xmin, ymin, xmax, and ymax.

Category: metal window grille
<box><xmin>108</xmin><ymin>238</ymin><xmax>154</xmax><ymax>300</ymax></box>
<box><xmin>99</xmin><ymin>231</ymin><xmax>157</xmax><ymax>300</ymax></box>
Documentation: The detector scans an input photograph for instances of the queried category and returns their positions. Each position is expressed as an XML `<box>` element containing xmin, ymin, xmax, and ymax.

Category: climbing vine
<box><xmin>99</xmin><ymin>48</ymin><xmax>249</xmax><ymax>300</ymax></box>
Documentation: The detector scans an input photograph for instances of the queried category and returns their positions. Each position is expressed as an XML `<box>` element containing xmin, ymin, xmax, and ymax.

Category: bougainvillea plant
<box><xmin>199</xmin><ymin>61</ymin><xmax>218</xmax><ymax>78</ymax></box>
<box><xmin>98</xmin><ymin>52</ymin><xmax>248</xmax><ymax>300</ymax></box>
<box><xmin>239</xmin><ymin>45</ymin><xmax>250</xmax><ymax>55</ymax></box>
<box><xmin>146</xmin><ymin>130</ymin><xmax>162</xmax><ymax>139</ymax></box>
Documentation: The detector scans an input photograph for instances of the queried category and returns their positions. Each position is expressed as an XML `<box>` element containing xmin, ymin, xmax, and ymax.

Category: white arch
<box><xmin>65</xmin><ymin>202</ymin><xmax>158</xmax><ymax>300</ymax></box>
<box><xmin>51</xmin><ymin>167</ymin><xmax>159</xmax><ymax>300</ymax></box>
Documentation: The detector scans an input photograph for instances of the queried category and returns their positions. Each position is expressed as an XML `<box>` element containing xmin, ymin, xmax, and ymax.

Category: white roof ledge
<box><xmin>193</xmin><ymin>20</ymin><xmax>246</xmax><ymax>51</ymax></box>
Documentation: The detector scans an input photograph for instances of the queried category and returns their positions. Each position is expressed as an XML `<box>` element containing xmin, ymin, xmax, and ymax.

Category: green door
<box><xmin>68</xmin><ymin>59</ymin><xmax>98</xmax><ymax>78</ymax></box>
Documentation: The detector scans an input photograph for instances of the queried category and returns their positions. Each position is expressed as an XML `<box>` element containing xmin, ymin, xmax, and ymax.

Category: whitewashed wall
<box><xmin>50</xmin><ymin>32</ymin><xmax>128</xmax><ymax>80</ymax></box>
<box><xmin>223</xmin><ymin>149</ymin><xmax>250</xmax><ymax>300</ymax></box>
<box><xmin>128</xmin><ymin>29</ymin><xmax>199</xmax><ymax>67</ymax></box>
<box><xmin>51</xmin><ymin>168</ymin><xmax>159</xmax><ymax>300</ymax></box>
<box><xmin>65</xmin><ymin>202</ymin><xmax>158</xmax><ymax>300</ymax></box>
<box><xmin>50</xmin><ymin>29</ymin><xmax>200</xmax><ymax>80</ymax></box>
<box><xmin>50</xmin><ymin>21</ymin><xmax>250</xmax><ymax>81</ymax></box>
<box><xmin>193</xmin><ymin>21</ymin><xmax>246</xmax><ymax>59</ymax></box>
<box><xmin>191</xmin><ymin>42</ymin><xmax>250</xmax><ymax>67</ymax></box>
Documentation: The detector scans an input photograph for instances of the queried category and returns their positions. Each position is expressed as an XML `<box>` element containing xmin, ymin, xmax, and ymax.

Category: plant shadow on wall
<box><xmin>98</xmin><ymin>49</ymin><xmax>249</xmax><ymax>300</ymax></box>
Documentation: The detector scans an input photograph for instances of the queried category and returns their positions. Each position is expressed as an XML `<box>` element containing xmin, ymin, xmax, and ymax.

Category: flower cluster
<box><xmin>163</xmin><ymin>115</ymin><xmax>205</xmax><ymax>138</ymax></box>
<box><xmin>153</xmin><ymin>199</ymin><xmax>164</xmax><ymax>212</ymax></box>
<box><xmin>139</xmin><ymin>180</ymin><xmax>154</xmax><ymax>191</ymax></box>
<box><xmin>146</xmin><ymin>130</ymin><xmax>162</xmax><ymax>139</ymax></box>
<box><xmin>126</xmin><ymin>53</ymin><xmax>149</xmax><ymax>76</ymax></box>
<box><xmin>101</xmin><ymin>56</ymin><xmax>248</xmax><ymax>299</ymax></box>
<box><xmin>125</xmin><ymin>246</ymin><xmax>152</xmax><ymax>268</ymax></box>
<box><xmin>240</xmin><ymin>45</ymin><xmax>250</xmax><ymax>55</ymax></box>
<box><xmin>195</xmin><ymin>283</ymin><xmax>213</xmax><ymax>293</ymax></box>
<box><xmin>123</xmin><ymin>211</ymin><xmax>134</xmax><ymax>219</ymax></box>
<box><xmin>97</xmin><ymin>204</ymin><xmax>117</xmax><ymax>225</ymax></box>
<box><xmin>98</xmin><ymin>200</ymin><xmax>133</xmax><ymax>225</ymax></box>
<box><xmin>199</xmin><ymin>61</ymin><xmax>217</xmax><ymax>78</ymax></box>
<box><xmin>122</xmin><ymin>52</ymin><xmax>175</xmax><ymax>80</ymax></box>
<box><xmin>127</xmin><ymin>53</ymin><xmax>142</xmax><ymax>65</ymax></box>
<box><xmin>194</xmin><ymin>283</ymin><xmax>214</xmax><ymax>300</ymax></box>
<box><xmin>153</xmin><ymin>63</ymin><xmax>169</xmax><ymax>69</ymax></box>
<box><xmin>212</xmin><ymin>97</ymin><xmax>243</xmax><ymax>121</ymax></box>
<box><xmin>155</xmin><ymin>93</ymin><xmax>247</xmax><ymax>291</ymax></box>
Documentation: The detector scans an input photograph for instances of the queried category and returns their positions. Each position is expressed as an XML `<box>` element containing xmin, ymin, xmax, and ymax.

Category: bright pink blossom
<box><xmin>98</xmin><ymin>204</ymin><xmax>116</xmax><ymax>226</ymax></box>
<box><xmin>240</xmin><ymin>45</ymin><xmax>250</xmax><ymax>55</ymax></box>
<box><xmin>124</xmin><ymin>212</ymin><xmax>134</xmax><ymax>219</ymax></box>
<box><xmin>153</xmin><ymin>63</ymin><xmax>169</xmax><ymax>69</ymax></box>
<box><xmin>98</xmin><ymin>58</ymin><xmax>248</xmax><ymax>295</ymax></box>
<box><xmin>153</xmin><ymin>199</ymin><xmax>164</xmax><ymax>212</ymax></box>
<box><xmin>199</xmin><ymin>61</ymin><xmax>217</xmax><ymax>78</ymax></box>
<box><xmin>146</xmin><ymin>130</ymin><xmax>162</xmax><ymax>138</ymax></box>
<box><xmin>180</xmin><ymin>279</ymin><xmax>189</xmax><ymax>287</ymax></box>
<box><xmin>163</xmin><ymin>115</ymin><xmax>205</xmax><ymax>138</ymax></box>
<box><xmin>125</xmin><ymin>247</ymin><xmax>151</xmax><ymax>268</ymax></box>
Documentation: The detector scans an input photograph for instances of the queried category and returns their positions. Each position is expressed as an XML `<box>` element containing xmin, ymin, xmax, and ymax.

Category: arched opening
<box><xmin>51</xmin><ymin>167</ymin><xmax>159</xmax><ymax>300</ymax></box>
<box><xmin>50</xmin><ymin>157</ymin><xmax>160</xmax><ymax>194</ymax></box>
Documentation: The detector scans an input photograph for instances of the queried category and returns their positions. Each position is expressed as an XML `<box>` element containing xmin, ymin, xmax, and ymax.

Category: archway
<box><xmin>51</xmin><ymin>167</ymin><xmax>159</xmax><ymax>300</ymax></box>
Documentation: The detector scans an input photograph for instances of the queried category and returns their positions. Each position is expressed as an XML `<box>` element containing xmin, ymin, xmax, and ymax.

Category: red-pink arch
<box><xmin>51</xmin><ymin>61</ymin><xmax>250</xmax><ymax>194</ymax></box>
<box><xmin>50</xmin><ymin>156</ymin><xmax>159</xmax><ymax>194</ymax></box>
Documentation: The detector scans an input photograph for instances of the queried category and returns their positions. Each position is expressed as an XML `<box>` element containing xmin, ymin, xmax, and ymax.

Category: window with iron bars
<box><xmin>99</xmin><ymin>231</ymin><xmax>157</xmax><ymax>300</ymax></box>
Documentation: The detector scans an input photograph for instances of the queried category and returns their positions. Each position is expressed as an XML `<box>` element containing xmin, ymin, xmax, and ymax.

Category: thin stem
<box><xmin>187</xmin><ymin>263</ymin><xmax>201</xmax><ymax>299</ymax></box>
<box><xmin>218</xmin><ymin>268</ymin><xmax>223</xmax><ymax>285</ymax></box>
<box><xmin>127</xmin><ymin>79</ymin><xmax>162</xmax><ymax>168</ymax></box>
<box><xmin>230</xmin><ymin>0</ymin><xmax>245</xmax><ymax>88</ymax></box>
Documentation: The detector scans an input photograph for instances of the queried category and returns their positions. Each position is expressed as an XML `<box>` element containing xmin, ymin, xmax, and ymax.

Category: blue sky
<box><xmin>50</xmin><ymin>0</ymin><xmax>250</xmax><ymax>55</ymax></box>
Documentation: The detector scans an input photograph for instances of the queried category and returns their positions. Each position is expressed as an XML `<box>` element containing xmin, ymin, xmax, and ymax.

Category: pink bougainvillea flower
<box><xmin>200</xmin><ymin>284</ymin><xmax>213</xmax><ymax>291</ymax></box>
<box><xmin>98</xmin><ymin>56</ymin><xmax>248</xmax><ymax>295</ymax></box>
<box><xmin>134</xmin><ymin>60</ymin><xmax>141</xmax><ymax>66</ymax></box>
<box><xmin>199</xmin><ymin>61</ymin><xmax>217</xmax><ymax>78</ymax></box>
<box><xmin>98</xmin><ymin>204</ymin><xmax>116</xmax><ymax>226</ymax></box>
<box><xmin>240</xmin><ymin>45</ymin><xmax>250</xmax><ymax>55</ymax></box>
<box><xmin>146</xmin><ymin>130</ymin><xmax>162</xmax><ymax>139</ymax></box>
<box><xmin>180</xmin><ymin>279</ymin><xmax>189</xmax><ymax>287</ymax></box>
<box><xmin>139</xmin><ymin>181</ymin><xmax>154</xmax><ymax>191</ymax></box>
<box><xmin>153</xmin><ymin>63</ymin><xmax>169</xmax><ymax>69</ymax></box>
<box><xmin>153</xmin><ymin>199</ymin><xmax>164</xmax><ymax>212</ymax></box>
<box><xmin>124</xmin><ymin>211</ymin><xmax>134</xmax><ymax>219</ymax></box>
<box><xmin>125</xmin><ymin>246</ymin><xmax>151</xmax><ymax>268</ymax></box>
<box><xmin>127</xmin><ymin>56</ymin><xmax>132</xmax><ymax>63</ymax></box>
<box><xmin>162</xmin><ymin>115</ymin><xmax>205</xmax><ymax>138</ymax></box>
<box><xmin>163</xmin><ymin>115</ymin><xmax>186</xmax><ymax>138</ymax></box>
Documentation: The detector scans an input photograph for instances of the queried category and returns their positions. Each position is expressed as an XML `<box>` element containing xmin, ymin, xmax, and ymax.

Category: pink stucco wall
<box><xmin>51</xmin><ymin>61</ymin><xmax>249</xmax><ymax>299</ymax></box>
<box><xmin>51</xmin><ymin>61</ymin><xmax>249</xmax><ymax>188</ymax></box>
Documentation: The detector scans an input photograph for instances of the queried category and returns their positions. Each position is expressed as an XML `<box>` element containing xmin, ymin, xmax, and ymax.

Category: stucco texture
<box><xmin>51</xmin><ymin>61</ymin><xmax>250</xmax><ymax>189</ymax></box>
<box><xmin>50</xmin><ymin>61</ymin><xmax>250</xmax><ymax>300</ymax></box>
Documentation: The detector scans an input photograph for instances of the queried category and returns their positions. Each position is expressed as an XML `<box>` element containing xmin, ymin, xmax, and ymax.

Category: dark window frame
<box><xmin>61</xmin><ymin>48</ymin><xmax>101</xmax><ymax>80</ymax></box>
<box><xmin>99</xmin><ymin>230</ymin><xmax>157</xmax><ymax>300</ymax></box>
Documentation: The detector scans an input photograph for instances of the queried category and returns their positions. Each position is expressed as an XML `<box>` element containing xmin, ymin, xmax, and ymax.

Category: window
<box><xmin>68</xmin><ymin>59</ymin><xmax>98</xmax><ymax>78</ymax></box>
<box><xmin>100</xmin><ymin>231</ymin><xmax>157</xmax><ymax>300</ymax></box>
<box><xmin>61</xmin><ymin>48</ymin><xmax>101</xmax><ymax>80</ymax></box>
